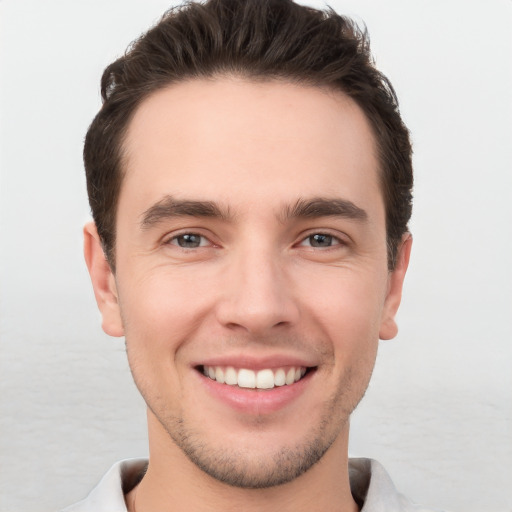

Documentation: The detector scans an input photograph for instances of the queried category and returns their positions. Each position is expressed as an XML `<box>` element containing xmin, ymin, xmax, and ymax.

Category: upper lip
<box><xmin>193</xmin><ymin>353</ymin><xmax>319</xmax><ymax>371</ymax></box>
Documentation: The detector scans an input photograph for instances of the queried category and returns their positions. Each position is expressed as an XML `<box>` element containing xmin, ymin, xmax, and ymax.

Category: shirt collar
<box><xmin>63</xmin><ymin>457</ymin><xmax>422</xmax><ymax>512</ymax></box>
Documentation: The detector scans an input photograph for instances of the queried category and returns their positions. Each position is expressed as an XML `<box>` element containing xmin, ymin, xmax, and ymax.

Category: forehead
<box><xmin>120</xmin><ymin>77</ymin><xmax>382</xmax><ymax>218</ymax></box>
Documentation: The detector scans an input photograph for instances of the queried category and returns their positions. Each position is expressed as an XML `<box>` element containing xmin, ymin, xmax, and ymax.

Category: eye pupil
<box><xmin>177</xmin><ymin>234</ymin><xmax>201</xmax><ymax>248</ymax></box>
<box><xmin>310</xmin><ymin>234</ymin><xmax>332</xmax><ymax>247</ymax></box>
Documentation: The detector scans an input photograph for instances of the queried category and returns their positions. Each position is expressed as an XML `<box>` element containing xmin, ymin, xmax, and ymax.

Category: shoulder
<box><xmin>349</xmin><ymin>458</ymin><xmax>447</xmax><ymax>512</ymax></box>
<box><xmin>61</xmin><ymin>458</ymin><xmax>148</xmax><ymax>512</ymax></box>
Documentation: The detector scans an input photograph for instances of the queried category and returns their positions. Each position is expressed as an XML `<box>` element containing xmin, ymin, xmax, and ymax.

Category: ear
<box><xmin>379</xmin><ymin>234</ymin><xmax>412</xmax><ymax>340</ymax></box>
<box><xmin>83</xmin><ymin>222</ymin><xmax>124</xmax><ymax>337</ymax></box>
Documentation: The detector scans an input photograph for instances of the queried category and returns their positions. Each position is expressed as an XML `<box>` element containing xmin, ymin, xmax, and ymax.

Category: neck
<box><xmin>126</xmin><ymin>411</ymin><xmax>358</xmax><ymax>512</ymax></box>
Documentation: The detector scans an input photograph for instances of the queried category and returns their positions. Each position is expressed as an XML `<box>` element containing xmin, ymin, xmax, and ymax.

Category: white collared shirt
<box><xmin>62</xmin><ymin>458</ymin><xmax>441</xmax><ymax>512</ymax></box>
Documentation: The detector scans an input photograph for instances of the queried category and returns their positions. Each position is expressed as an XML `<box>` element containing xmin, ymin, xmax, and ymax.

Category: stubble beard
<box><xmin>148</xmin><ymin>365</ymin><xmax>369</xmax><ymax>489</ymax></box>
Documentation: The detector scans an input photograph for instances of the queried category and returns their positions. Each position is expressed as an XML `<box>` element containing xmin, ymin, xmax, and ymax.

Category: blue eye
<box><xmin>301</xmin><ymin>233</ymin><xmax>341</xmax><ymax>248</ymax></box>
<box><xmin>170</xmin><ymin>233</ymin><xmax>207</xmax><ymax>248</ymax></box>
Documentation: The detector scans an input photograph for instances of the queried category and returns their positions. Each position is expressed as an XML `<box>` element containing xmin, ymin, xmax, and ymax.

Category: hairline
<box><xmin>107</xmin><ymin>73</ymin><xmax>390</xmax><ymax>270</ymax></box>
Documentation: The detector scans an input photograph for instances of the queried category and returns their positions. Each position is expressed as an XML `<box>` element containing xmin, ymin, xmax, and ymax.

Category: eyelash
<box><xmin>164</xmin><ymin>231</ymin><xmax>346</xmax><ymax>250</ymax></box>
<box><xmin>297</xmin><ymin>232</ymin><xmax>345</xmax><ymax>249</ymax></box>
<box><xmin>166</xmin><ymin>232</ymin><xmax>211</xmax><ymax>249</ymax></box>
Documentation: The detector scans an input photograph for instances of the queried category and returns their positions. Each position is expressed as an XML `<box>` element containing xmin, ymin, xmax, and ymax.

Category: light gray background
<box><xmin>1</xmin><ymin>1</ymin><xmax>511</xmax><ymax>511</ymax></box>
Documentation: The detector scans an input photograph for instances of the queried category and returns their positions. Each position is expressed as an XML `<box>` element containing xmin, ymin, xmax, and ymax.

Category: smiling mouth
<box><xmin>198</xmin><ymin>365</ymin><xmax>315</xmax><ymax>390</ymax></box>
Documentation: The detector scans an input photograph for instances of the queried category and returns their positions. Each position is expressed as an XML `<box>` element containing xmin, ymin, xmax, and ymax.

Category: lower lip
<box><xmin>197</xmin><ymin>370</ymin><xmax>314</xmax><ymax>415</ymax></box>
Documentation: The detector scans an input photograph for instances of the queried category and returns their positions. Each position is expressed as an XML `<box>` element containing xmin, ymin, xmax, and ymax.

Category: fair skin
<box><xmin>85</xmin><ymin>78</ymin><xmax>411</xmax><ymax>512</ymax></box>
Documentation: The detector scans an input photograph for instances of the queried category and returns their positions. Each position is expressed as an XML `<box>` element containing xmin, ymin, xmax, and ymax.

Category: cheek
<box><xmin>118</xmin><ymin>271</ymin><xmax>202</xmax><ymax>409</ymax></box>
<box><xmin>300</xmin><ymin>267</ymin><xmax>386</xmax><ymax>350</ymax></box>
<box><xmin>127</xmin><ymin>261</ymin><xmax>217</xmax><ymax>312</ymax></box>
<box><xmin>117</xmin><ymin>268</ymin><xmax>216</xmax><ymax>362</ymax></box>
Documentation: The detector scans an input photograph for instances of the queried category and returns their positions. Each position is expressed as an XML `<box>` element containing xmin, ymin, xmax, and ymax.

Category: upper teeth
<box><xmin>203</xmin><ymin>366</ymin><xmax>307</xmax><ymax>389</ymax></box>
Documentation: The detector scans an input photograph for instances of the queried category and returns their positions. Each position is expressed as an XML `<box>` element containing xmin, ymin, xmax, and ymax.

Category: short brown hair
<box><xmin>84</xmin><ymin>0</ymin><xmax>413</xmax><ymax>270</ymax></box>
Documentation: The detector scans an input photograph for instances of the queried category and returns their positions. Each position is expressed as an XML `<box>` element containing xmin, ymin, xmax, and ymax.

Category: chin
<box><xmin>166</xmin><ymin>417</ymin><xmax>341</xmax><ymax>488</ymax></box>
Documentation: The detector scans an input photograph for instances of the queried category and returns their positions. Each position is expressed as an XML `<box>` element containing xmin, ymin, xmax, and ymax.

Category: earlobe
<box><xmin>83</xmin><ymin>222</ymin><xmax>124</xmax><ymax>337</ymax></box>
<box><xmin>379</xmin><ymin>234</ymin><xmax>412</xmax><ymax>340</ymax></box>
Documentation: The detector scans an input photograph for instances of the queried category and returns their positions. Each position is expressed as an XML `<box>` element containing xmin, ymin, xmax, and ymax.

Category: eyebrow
<box><xmin>140</xmin><ymin>195</ymin><xmax>367</xmax><ymax>229</ymax></box>
<box><xmin>140</xmin><ymin>195</ymin><xmax>232</xmax><ymax>229</ymax></box>
<box><xmin>282</xmin><ymin>197</ymin><xmax>368</xmax><ymax>222</ymax></box>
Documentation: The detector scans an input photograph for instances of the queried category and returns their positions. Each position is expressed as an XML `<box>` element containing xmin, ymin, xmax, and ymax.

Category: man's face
<box><xmin>88</xmin><ymin>78</ymin><xmax>409</xmax><ymax>487</ymax></box>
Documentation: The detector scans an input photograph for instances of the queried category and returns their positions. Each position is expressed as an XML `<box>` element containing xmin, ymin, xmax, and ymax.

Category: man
<box><xmin>64</xmin><ymin>0</ymin><xmax>434</xmax><ymax>510</ymax></box>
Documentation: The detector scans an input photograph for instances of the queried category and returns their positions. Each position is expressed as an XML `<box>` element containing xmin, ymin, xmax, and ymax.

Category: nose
<box><xmin>215</xmin><ymin>246</ymin><xmax>300</xmax><ymax>335</ymax></box>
